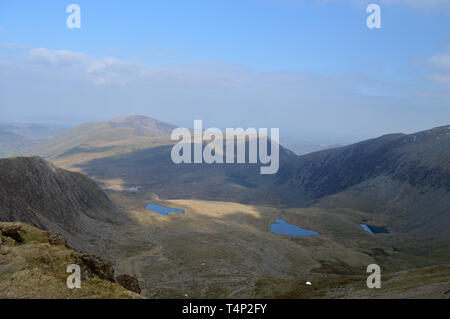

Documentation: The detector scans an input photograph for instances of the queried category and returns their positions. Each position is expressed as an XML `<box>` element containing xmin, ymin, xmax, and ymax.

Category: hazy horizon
<box><xmin>1</xmin><ymin>1</ymin><xmax>450</xmax><ymax>142</ymax></box>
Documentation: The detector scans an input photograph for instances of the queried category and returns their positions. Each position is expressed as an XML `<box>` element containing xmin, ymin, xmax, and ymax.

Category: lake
<box><xmin>360</xmin><ymin>224</ymin><xmax>389</xmax><ymax>234</ymax></box>
<box><xmin>145</xmin><ymin>204</ymin><xmax>185</xmax><ymax>216</ymax></box>
<box><xmin>360</xmin><ymin>224</ymin><xmax>374</xmax><ymax>234</ymax></box>
<box><xmin>270</xmin><ymin>218</ymin><xmax>320</xmax><ymax>237</ymax></box>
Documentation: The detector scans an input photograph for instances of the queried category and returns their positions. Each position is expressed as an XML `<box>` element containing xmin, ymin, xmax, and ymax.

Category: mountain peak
<box><xmin>109</xmin><ymin>115</ymin><xmax>177</xmax><ymax>133</ymax></box>
<box><xmin>111</xmin><ymin>115</ymin><xmax>156</xmax><ymax>123</ymax></box>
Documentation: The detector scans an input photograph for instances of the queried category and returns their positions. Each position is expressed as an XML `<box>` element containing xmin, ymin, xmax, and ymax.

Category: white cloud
<box><xmin>1</xmin><ymin>45</ymin><xmax>449</xmax><ymax>138</ymax></box>
<box><xmin>430</xmin><ymin>54</ymin><xmax>450</xmax><ymax>70</ymax></box>
<box><xmin>0</xmin><ymin>42</ymin><xmax>26</xmax><ymax>50</ymax></box>
<box><xmin>427</xmin><ymin>73</ymin><xmax>450</xmax><ymax>85</ymax></box>
<box><xmin>24</xmin><ymin>47</ymin><xmax>252</xmax><ymax>88</ymax></box>
<box><xmin>427</xmin><ymin>54</ymin><xmax>450</xmax><ymax>85</ymax></box>
<box><xmin>29</xmin><ymin>48</ymin><xmax>87</xmax><ymax>66</ymax></box>
<box><xmin>28</xmin><ymin>48</ymin><xmax>146</xmax><ymax>85</ymax></box>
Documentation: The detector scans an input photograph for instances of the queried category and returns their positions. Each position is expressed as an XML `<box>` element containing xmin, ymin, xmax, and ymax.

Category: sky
<box><xmin>0</xmin><ymin>0</ymin><xmax>449</xmax><ymax>142</ymax></box>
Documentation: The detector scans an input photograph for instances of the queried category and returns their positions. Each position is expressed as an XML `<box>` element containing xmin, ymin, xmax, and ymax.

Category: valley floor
<box><xmin>96</xmin><ymin>191</ymin><xmax>450</xmax><ymax>299</ymax></box>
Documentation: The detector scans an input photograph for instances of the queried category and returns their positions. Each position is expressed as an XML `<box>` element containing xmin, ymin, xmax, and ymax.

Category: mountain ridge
<box><xmin>19</xmin><ymin>117</ymin><xmax>450</xmax><ymax>237</ymax></box>
<box><xmin>23</xmin><ymin>115</ymin><xmax>178</xmax><ymax>158</ymax></box>
<box><xmin>272</xmin><ymin>125</ymin><xmax>450</xmax><ymax>236</ymax></box>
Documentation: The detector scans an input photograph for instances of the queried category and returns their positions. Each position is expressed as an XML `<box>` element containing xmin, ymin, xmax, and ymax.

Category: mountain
<box><xmin>72</xmin><ymin>140</ymin><xmax>296</xmax><ymax>202</ymax></box>
<box><xmin>25</xmin><ymin>116</ymin><xmax>449</xmax><ymax>236</ymax></box>
<box><xmin>0</xmin><ymin>123</ymin><xmax>69</xmax><ymax>158</ymax></box>
<box><xmin>65</xmin><ymin>122</ymin><xmax>449</xmax><ymax>235</ymax></box>
<box><xmin>1</xmin><ymin>124</ymin><xmax>449</xmax><ymax>298</ymax></box>
<box><xmin>0</xmin><ymin>156</ymin><xmax>128</xmax><ymax>251</ymax></box>
<box><xmin>23</xmin><ymin>115</ymin><xmax>178</xmax><ymax>159</ymax></box>
<box><xmin>273</xmin><ymin>125</ymin><xmax>450</xmax><ymax>236</ymax></box>
<box><xmin>25</xmin><ymin>115</ymin><xmax>296</xmax><ymax>202</ymax></box>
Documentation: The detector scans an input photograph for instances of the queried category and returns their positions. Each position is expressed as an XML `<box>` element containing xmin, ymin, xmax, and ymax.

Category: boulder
<box><xmin>116</xmin><ymin>274</ymin><xmax>141</xmax><ymax>294</ymax></box>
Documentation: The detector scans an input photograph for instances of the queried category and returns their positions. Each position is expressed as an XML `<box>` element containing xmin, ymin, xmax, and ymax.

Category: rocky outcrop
<box><xmin>116</xmin><ymin>274</ymin><xmax>141</xmax><ymax>294</ymax></box>
<box><xmin>77</xmin><ymin>253</ymin><xmax>115</xmax><ymax>282</ymax></box>
<box><xmin>0</xmin><ymin>224</ymin><xmax>24</xmax><ymax>243</ymax></box>
<box><xmin>48</xmin><ymin>232</ymin><xmax>68</xmax><ymax>246</ymax></box>
<box><xmin>0</xmin><ymin>222</ymin><xmax>142</xmax><ymax>298</ymax></box>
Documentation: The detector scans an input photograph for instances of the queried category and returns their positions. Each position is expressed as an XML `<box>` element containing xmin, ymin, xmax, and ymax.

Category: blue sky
<box><xmin>0</xmin><ymin>0</ymin><xmax>449</xmax><ymax>142</ymax></box>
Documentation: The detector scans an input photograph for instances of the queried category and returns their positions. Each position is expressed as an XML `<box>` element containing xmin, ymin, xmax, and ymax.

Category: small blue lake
<box><xmin>145</xmin><ymin>204</ymin><xmax>185</xmax><ymax>216</ymax></box>
<box><xmin>360</xmin><ymin>224</ymin><xmax>389</xmax><ymax>234</ymax></box>
<box><xmin>360</xmin><ymin>224</ymin><xmax>374</xmax><ymax>234</ymax></box>
<box><xmin>270</xmin><ymin>219</ymin><xmax>320</xmax><ymax>237</ymax></box>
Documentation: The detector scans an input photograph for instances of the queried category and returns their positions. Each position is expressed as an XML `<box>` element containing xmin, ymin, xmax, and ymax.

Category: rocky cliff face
<box><xmin>0</xmin><ymin>156</ymin><xmax>115</xmax><ymax>229</ymax></box>
<box><xmin>0</xmin><ymin>156</ymin><xmax>130</xmax><ymax>253</ymax></box>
